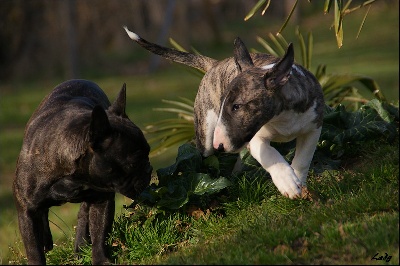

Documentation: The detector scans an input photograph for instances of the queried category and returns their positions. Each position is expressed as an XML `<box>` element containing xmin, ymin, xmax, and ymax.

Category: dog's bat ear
<box><xmin>109</xmin><ymin>83</ymin><xmax>127</xmax><ymax>117</ymax></box>
<box><xmin>233</xmin><ymin>37</ymin><xmax>254</xmax><ymax>72</ymax></box>
<box><xmin>264</xmin><ymin>43</ymin><xmax>294</xmax><ymax>88</ymax></box>
<box><xmin>90</xmin><ymin>106</ymin><xmax>112</xmax><ymax>148</ymax></box>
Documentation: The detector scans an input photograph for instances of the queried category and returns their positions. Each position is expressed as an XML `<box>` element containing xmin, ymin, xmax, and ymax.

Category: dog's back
<box><xmin>17</xmin><ymin>80</ymin><xmax>110</xmax><ymax>185</ymax></box>
<box><xmin>25</xmin><ymin>79</ymin><xmax>110</xmax><ymax>133</ymax></box>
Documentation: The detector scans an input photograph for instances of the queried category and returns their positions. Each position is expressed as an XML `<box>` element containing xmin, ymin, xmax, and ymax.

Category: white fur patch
<box><xmin>291</xmin><ymin>127</ymin><xmax>322</xmax><ymax>185</ymax></box>
<box><xmin>261</xmin><ymin>63</ymin><xmax>276</xmax><ymax>70</ymax></box>
<box><xmin>247</xmin><ymin>101</ymin><xmax>321</xmax><ymax>198</ymax></box>
<box><xmin>249</xmin><ymin>137</ymin><xmax>301</xmax><ymax>198</ymax></box>
<box><xmin>291</xmin><ymin>64</ymin><xmax>306</xmax><ymax>77</ymax></box>
<box><xmin>123</xmin><ymin>26</ymin><xmax>140</xmax><ymax>41</ymax></box>
<box><xmin>213</xmin><ymin>97</ymin><xmax>233</xmax><ymax>151</ymax></box>
<box><xmin>255</xmin><ymin>101</ymin><xmax>319</xmax><ymax>142</ymax></box>
<box><xmin>262</xmin><ymin>63</ymin><xmax>306</xmax><ymax>78</ymax></box>
<box><xmin>204</xmin><ymin>110</ymin><xmax>218</xmax><ymax>156</ymax></box>
<box><xmin>216</xmin><ymin>97</ymin><xmax>226</xmax><ymax>122</ymax></box>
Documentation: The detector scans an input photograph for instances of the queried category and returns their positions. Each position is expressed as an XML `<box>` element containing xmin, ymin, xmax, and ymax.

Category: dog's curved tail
<box><xmin>123</xmin><ymin>26</ymin><xmax>217</xmax><ymax>72</ymax></box>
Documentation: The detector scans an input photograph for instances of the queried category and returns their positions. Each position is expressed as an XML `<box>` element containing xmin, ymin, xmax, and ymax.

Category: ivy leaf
<box><xmin>321</xmin><ymin>103</ymin><xmax>397</xmax><ymax>147</ymax></box>
<box><xmin>156</xmin><ymin>143</ymin><xmax>202</xmax><ymax>178</ymax></box>
<box><xmin>139</xmin><ymin>143</ymin><xmax>232</xmax><ymax>210</ymax></box>
<box><xmin>193</xmin><ymin>173</ymin><xmax>231</xmax><ymax>195</ymax></box>
<box><xmin>156</xmin><ymin>185</ymin><xmax>189</xmax><ymax>210</ymax></box>
<box><xmin>366</xmin><ymin>99</ymin><xmax>396</xmax><ymax>123</ymax></box>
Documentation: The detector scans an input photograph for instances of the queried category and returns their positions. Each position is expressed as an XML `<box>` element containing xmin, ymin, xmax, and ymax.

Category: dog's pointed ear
<box><xmin>109</xmin><ymin>83</ymin><xmax>127</xmax><ymax>117</ymax></box>
<box><xmin>90</xmin><ymin>106</ymin><xmax>112</xmax><ymax>148</ymax></box>
<box><xmin>264</xmin><ymin>43</ymin><xmax>294</xmax><ymax>88</ymax></box>
<box><xmin>233</xmin><ymin>37</ymin><xmax>254</xmax><ymax>72</ymax></box>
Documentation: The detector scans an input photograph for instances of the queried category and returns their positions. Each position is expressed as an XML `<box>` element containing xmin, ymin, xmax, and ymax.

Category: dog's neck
<box><xmin>74</xmin><ymin>144</ymin><xmax>92</xmax><ymax>177</ymax></box>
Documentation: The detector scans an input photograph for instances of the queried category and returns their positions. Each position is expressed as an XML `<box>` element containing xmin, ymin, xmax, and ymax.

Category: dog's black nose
<box><xmin>217</xmin><ymin>143</ymin><xmax>224</xmax><ymax>152</ymax></box>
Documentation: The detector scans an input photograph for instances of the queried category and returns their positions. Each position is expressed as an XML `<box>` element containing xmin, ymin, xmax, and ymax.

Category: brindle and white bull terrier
<box><xmin>124</xmin><ymin>27</ymin><xmax>324</xmax><ymax>199</ymax></box>
<box><xmin>14</xmin><ymin>79</ymin><xmax>152</xmax><ymax>264</ymax></box>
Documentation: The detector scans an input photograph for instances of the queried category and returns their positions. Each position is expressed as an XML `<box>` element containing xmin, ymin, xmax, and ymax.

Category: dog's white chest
<box><xmin>256</xmin><ymin>102</ymin><xmax>319</xmax><ymax>142</ymax></box>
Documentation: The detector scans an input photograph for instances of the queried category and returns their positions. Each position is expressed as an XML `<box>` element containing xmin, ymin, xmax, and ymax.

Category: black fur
<box><xmin>13</xmin><ymin>79</ymin><xmax>152</xmax><ymax>265</ymax></box>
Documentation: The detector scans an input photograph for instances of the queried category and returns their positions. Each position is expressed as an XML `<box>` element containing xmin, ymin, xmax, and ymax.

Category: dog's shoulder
<box><xmin>20</xmin><ymin>80</ymin><xmax>113</xmax><ymax>173</ymax></box>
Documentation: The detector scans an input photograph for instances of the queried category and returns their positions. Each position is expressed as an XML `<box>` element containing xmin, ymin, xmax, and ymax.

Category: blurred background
<box><xmin>0</xmin><ymin>0</ymin><xmax>398</xmax><ymax>263</ymax></box>
<box><xmin>0</xmin><ymin>0</ymin><xmax>304</xmax><ymax>81</ymax></box>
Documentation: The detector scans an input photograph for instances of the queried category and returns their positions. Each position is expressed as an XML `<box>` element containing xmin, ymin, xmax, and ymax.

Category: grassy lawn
<box><xmin>147</xmin><ymin>141</ymin><xmax>398</xmax><ymax>265</ymax></box>
<box><xmin>1</xmin><ymin>2</ymin><xmax>398</xmax><ymax>264</ymax></box>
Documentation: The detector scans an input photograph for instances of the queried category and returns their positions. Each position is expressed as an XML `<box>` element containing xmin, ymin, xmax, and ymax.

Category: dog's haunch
<box><xmin>13</xmin><ymin>79</ymin><xmax>152</xmax><ymax>265</ymax></box>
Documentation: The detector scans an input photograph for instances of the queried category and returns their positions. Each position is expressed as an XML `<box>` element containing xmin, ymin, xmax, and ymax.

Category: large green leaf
<box><xmin>321</xmin><ymin>102</ymin><xmax>398</xmax><ymax>148</ymax></box>
<box><xmin>156</xmin><ymin>143</ymin><xmax>202</xmax><ymax>178</ymax></box>
<box><xmin>139</xmin><ymin>144</ymin><xmax>232</xmax><ymax>210</ymax></box>
<box><xmin>193</xmin><ymin>174</ymin><xmax>232</xmax><ymax>195</ymax></box>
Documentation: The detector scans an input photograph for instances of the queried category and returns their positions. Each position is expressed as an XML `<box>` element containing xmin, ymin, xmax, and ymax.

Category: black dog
<box><xmin>13</xmin><ymin>79</ymin><xmax>152</xmax><ymax>265</ymax></box>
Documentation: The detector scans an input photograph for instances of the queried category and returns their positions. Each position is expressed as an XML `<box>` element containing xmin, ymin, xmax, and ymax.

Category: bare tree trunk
<box><xmin>148</xmin><ymin>0</ymin><xmax>177</xmax><ymax>72</ymax></box>
<box><xmin>202</xmin><ymin>0</ymin><xmax>222</xmax><ymax>44</ymax></box>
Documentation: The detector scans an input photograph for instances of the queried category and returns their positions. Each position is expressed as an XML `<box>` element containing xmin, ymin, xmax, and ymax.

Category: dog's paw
<box><xmin>270</xmin><ymin>167</ymin><xmax>302</xmax><ymax>199</ymax></box>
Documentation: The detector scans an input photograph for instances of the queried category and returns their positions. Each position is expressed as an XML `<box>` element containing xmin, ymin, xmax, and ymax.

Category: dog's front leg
<box><xmin>74</xmin><ymin>202</ymin><xmax>91</xmax><ymax>254</ymax></box>
<box><xmin>42</xmin><ymin>208</ymin><xmax>53</xmax><ymax>253</ymax></box>
<box><xmin>16</xmin><ymin>207</ymin><xmax>46</xmax><ymax>264</ymax></box>
<box><xmin>88</xmin><ymin>194</ymin><xmax>115</xmax><ymax>265</ymax></box>
<box><xmin>249</xmin><ymin>136</ymin><xmax>302</xmax><ymax>198</ymax></box>
<box><xmin>291</xmin><ymin>127</ymin><xmax>322</xmax><ymax>186</ymax></box>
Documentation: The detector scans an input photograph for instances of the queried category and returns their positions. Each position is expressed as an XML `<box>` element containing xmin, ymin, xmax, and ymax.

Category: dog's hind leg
<box><xmin>249</xmin><ymin>136</ymin><xmax>302</xmax><ymax>198</ymax></box>
<box><xmin>291</xmin><ymin>127</ymin><xmax>322</xmax><ymax>186</ymax></box>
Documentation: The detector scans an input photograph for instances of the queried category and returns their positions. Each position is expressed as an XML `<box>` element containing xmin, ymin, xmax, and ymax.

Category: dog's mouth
<box><xmin>118</xmin><ymin>163</ymin><xmax>153</xmax><ymax>199</ymax></box>
<box><xmin>214</xmin><ymin>141</ymin><xmax>247</xmax><ymax>154</ymax></box>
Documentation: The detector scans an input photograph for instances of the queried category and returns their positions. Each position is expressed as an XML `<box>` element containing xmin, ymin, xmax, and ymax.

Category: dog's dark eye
<box><xmin>232</xmin><ymin>104</ymin><xmax>240</xmax><ymax>111</ymax></box>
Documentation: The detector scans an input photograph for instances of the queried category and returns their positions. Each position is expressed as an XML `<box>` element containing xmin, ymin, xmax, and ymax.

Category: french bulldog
<box><xmin>13</xmin><ymin>79</ymin><xmax>152</xmax><ymax>264</ymax></box>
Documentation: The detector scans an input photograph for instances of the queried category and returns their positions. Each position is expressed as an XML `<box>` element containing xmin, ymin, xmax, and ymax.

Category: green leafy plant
<box><xmin>144</xmin><ymin>98</ymin><xmax>195</xmax><ymax>157</ymax></box>
<box><xmin>137</xmin><ymin>143</ymin><xmax>234</xmax><ymax>210</ymax></box>
<box><xmin>244</xmin><ymin>0</ymin><xmax>378</xmax><ymax>48</ymax></box>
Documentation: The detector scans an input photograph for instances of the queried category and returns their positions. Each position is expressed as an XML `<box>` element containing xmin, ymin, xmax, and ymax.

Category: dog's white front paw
<box><xmin>269</xmin><ymin>165</ymin><xmax>302</xmax><ymax>199</ymax></box>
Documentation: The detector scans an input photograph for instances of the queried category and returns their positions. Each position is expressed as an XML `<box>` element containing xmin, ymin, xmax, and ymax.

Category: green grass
<box><xmin>154</xmin><ymin>140</ymin><xmax>398</xmax><ymax>265</ymax></box>
<box><xmin>26</xmin><ymin>139</ymin><xmax>398</xmax><ymax>265</ymax></box>
<box><xmin>1</xmin><ymin>2</ymin><xmax>398</xmax><ymax>264</ymax></box>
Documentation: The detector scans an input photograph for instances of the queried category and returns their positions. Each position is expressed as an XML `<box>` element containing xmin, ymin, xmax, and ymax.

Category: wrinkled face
<box><xmin>213</xmin><ymin>69</ymin><xmax>277</xmax><ymax>152</ymax></box>
<box><xmin>89</xmin><ymin>121</ymin><xmax>152</xmax><ymax>199</ymax></box>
